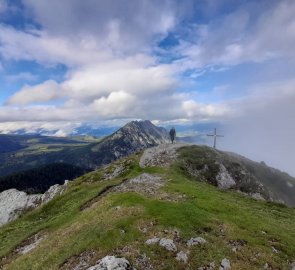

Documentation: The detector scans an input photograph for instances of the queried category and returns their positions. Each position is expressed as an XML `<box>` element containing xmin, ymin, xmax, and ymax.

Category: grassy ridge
<box><xmin>0</xmin><ymin>152</ymin><xmax>294</xmax><ymax>269</ymax></box>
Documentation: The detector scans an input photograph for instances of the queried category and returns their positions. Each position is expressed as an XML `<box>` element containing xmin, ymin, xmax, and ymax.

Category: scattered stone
<box><xmin>261</xmin><ymin>231</ymin><xmax>267</xmax><ymax>235</ymax></box>
<box><xmin>145</xmin><ymin>238</ymin><xmax>160</xmax><ymax>245</ymax></box>
<box><xmin>135</xmin><ymin>254</ymin><xmax>153</xmax><ymax>270</ymax></box>
<box><xmin>145</xmin><ymin>237</ymin><xmax>177</xmax><ymax>252</ymax></box>
<box><xmin>198</xmin><ymin>262</ymin><xmax>215</xmax><ymax>270</ymax></box>
<box><xmin>263</xmin><ymin>263</ymin><xmax>270</xmax><ymax>269</ymax></box>
<box><xmin>87</xmin><ymin>256</ymin><xmax>134</xmax><ymax>270</ymax></box>
<box><xmin>220</xmin><ymin>258</ymin><xmax>231</xmax><ymax>270</ymax></box>
<box><xmin>159</xmin><ymin>238</ymin><xmax>177</xmax><ymax>252</ymax></box>
<box><xmin>187</xmin><ymin>237</ymin><xmax>207</xmax><ymax>247</ymax></box>
<box><xmin>103</xmin><ymin>164</ymin><xmax>126</xmax><ymax>180</ymax></box>
<box><xmin>291</xmin><ymin>261</ymin><xmax>295</xmax><ymax>270</ymax></box>
<box><xmin>61</xmin><ymin>250</ymin><xmax>96</xmax><ymax>270</ymax></box>
<box><xmin>176</xmin><ymin>251</ymin><xmax>189</xmax><ymax>263</ymax></box>
<box><xmin>228</xmin><ymin>239</ymin><xmax>247</xmax><ymax>253</ymax></box>
<box><xmin>271</xmin><ymin>246</ymin><xmax>279</xmax><ymax>253</ymax></box>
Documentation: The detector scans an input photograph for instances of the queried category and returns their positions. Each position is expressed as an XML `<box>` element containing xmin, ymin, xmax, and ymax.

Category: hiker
<box><xmin>169</xmin><ymin>127</ymin><xmax>176</xmax><ymax>144</ymax></box>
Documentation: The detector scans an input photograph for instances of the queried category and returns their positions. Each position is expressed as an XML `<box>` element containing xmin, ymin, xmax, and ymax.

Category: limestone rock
<box><xmin>159</xmin><ymin>238</ymin><xmax>177</xmax><ymax>252</ymax></box>
<box><xmin>187</xmin><ymin>237</ymin><xmax>207</xmax><ymax>247</ymax></box>
<box><xmin>220</xmin><ymin>258</ymin><xmax>231</xmax><ymax>270</ymax></box>
<box><xmin>145</xmin><ymin>238</ymin><xmax>160</xmax><ymax>245</ymax></box>
<box><xmin>216</xmin><ymin>163</ymin><xmax>236</xmax><ymax>189</ymax></box>
<box><xmin>0</xmin><ymin>181</ymin><xmax>67</xmax><ymax>226</ymax></box>
<box><xmin>87</xmin><ymin>256</ymin><xmax>134</xmax><ymax>270</ymax></box>
<box><xmin>145</xmin><ymin>237</ymin><xmax>177</xmax><ymax>252</ymax></box>
<box><xmin>176</xmin><ymin>251</ymin><xmax>189</xmax><ymax>263</ymax></box>
<box><xmin>139</xmin><ymin>143</ymin><xmax>187</xmax><ymax>168</ymax></box>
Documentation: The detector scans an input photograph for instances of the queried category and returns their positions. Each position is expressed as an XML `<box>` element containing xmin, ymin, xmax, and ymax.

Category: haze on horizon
<box><xmin>0</xmin><ymin>0</ymin><xmax>294</xmax><ymax>176</ymax></box>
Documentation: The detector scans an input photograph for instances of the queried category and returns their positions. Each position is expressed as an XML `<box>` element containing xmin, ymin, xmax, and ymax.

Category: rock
<box><xmin>291</xmin><ymin>261</ymin><xmax>295</xmax><ymax>270</ymax></box>
<box><xmin>87</xmin><ymin>256</ymin><xmax>134</xmax><ymax>270</ymax></box>
<box><xmin>250</xmin><ymin>193</ymin><xmax>266</xmax><ymax>201</ymax></box>
<box><xmin>145</xmin><ymin>237</ymin><xmax>177</xmax><ymax>252</ymax></box>
<box><xmin>139</xmin><ymin>143</ymin><xmax>187</xmax><ymax>168</ymax></box>
<box><xmin>216</xmin><ymin>163</ymin><xmax>236</xmax><ymax>189</ymax></box>
<box><xmin>271</xmin><ymin>246</ymin><xmax>279</xmax><ymax>253</ymax></box>
<box><xmin>159</xmin><ymin>238</ymin><xmax>177</xmax><ymax>252</ymax></box>
<box><xmin>0</xmin><ymin>182</ymin><xmax>67</xmax><ymax>226</ymax></box>
<box><xmin>220</xmin><ymin>258</ymin><xmax>231</xmax><ymax>270</ymax></box>
<box><xmin>145</xmin><ymin>238</ymin><xmax>160</xmax><ymax>245</ymax></box>
<box><xmin>187</xmin><ymin>237</ymin><xmax>207</xmax><ymax>247</ymax></box>
<box><xmin>176</xmin><ymin>251</ymin><xmax>189</xmax><ymax>263</ymax></box>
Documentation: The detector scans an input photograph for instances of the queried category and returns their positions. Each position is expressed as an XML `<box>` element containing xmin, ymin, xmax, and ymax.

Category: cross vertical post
<box><xmin>207</xmin><ymin>128</ymin><xmax>224</xmax><ymax>149</ymax></box>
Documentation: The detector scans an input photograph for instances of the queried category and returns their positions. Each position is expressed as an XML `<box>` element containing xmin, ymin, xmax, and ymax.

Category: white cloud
<box><xmin>6</xmin><ymin>80</ymin><xmax>62</xmax><ymax>105</ymax></box>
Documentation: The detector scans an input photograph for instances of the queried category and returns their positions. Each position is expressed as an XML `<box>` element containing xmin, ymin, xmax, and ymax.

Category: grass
<box><xmin>0</xmin><ymin>150</ymin><xmax>294</xmax><ymax>269</ymax></box>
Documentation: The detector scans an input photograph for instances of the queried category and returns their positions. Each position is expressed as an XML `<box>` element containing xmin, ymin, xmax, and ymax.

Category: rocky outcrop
<box><xmin>216</xmin><ymin>163</ymin><xmax>236</xmax><ymax>189</ymax></box>
<box><xmin>0</xmin><ymin>181</ymin><xmax>68</xmax><ymax>226</ymax></box>
<box><xmin>140</xmin><ymin>143</ymin><xmax>186</xmax><ymax>168</ymax></box>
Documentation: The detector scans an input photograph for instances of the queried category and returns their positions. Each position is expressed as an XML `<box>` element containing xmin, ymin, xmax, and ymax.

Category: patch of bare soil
<box><xmin>0</xmin><ymin>232</ymin><xmax>45</xmax><ymax>268</ymax></box>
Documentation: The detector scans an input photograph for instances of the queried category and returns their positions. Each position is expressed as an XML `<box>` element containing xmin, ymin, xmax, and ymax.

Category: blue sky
<box><xmin>0</xmin><ymin>0</ymin><xmax>295</xmax><ymax>174</ymax></box>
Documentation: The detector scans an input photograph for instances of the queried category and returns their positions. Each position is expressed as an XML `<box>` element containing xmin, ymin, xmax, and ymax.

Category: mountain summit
<box><xmin>83</xmin><ymin>120</ymin><xmax>169</xmax><ymax>167</ymax></box>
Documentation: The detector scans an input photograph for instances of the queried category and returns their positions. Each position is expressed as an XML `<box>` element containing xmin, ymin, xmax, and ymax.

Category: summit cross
<box><xmin>207</xmin><ymin>128</ymin><xmax>224</xmax><ymax>149</ymax></box>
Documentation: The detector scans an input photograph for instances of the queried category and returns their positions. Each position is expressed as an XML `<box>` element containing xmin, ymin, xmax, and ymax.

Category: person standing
<box><xmin>169</xmin><ymin>127</ymin><xmax>176</xmax><ymax>144</ymax></box>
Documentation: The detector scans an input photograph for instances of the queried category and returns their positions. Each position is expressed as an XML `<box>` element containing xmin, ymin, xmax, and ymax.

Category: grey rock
<box><xmin>87</xmin><ymin>256</ymin><xmax>134</xmax><ymax>270</ymax></box>
<box><xmin>159</xmin><ymin>238</ymin><xmax>177</xmax><ymax>252</ymax></box>
<box><xmin>145</xmin><ymin>238</ymin><xmax>160</xmax><ymax>245</ymax></box>
<box><xmin>176</xmin><ymin>251</ymin><xmax>189</xmax><ymax>263</ymax></box>
<box><xmin>0</xmin><ymin>181</ymin><xmax>67</xmax><ymax>226</ymax></box>
<box><xmin>220</xmin><ymin>258</ymin><xmax>231</xmax><ymax>270</ymax></box>
<box><xmin>139</xmin><ymin>143</ymin><xmax>187</xmax><ymax>168</ymax></box>
<box><xmin>216</xmin><ymin>163</ymin><xmax>236</xmax><ymax>189</ymax></box>
<box><xmin>187</xmin><ymin>237</ymin><xmax>207</xmax><ymax>247</ymax></box>
<box><xmin>145</xmin><ymin>237</ymin><xmax>177</xmax><ymax>252</ymax></box>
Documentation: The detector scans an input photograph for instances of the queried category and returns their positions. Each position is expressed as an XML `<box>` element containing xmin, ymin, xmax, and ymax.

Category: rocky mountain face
<box><xmin>78</xmin><ymin>120</ymin><xmax>170</xmax><ymax>168</ymax></box>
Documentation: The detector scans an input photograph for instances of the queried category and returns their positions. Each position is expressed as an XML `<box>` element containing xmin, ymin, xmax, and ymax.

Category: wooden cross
<box><xmin>207</xmin><ymin>128</ymin><xmax>224</xmax><ymax>149</ymax></box>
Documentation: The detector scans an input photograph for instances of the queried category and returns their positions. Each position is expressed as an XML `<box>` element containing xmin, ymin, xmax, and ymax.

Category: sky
<box><xmin>0</xmin><ymin>0</ymin><xmax>295</xmax><ymax>175</ymax></box>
